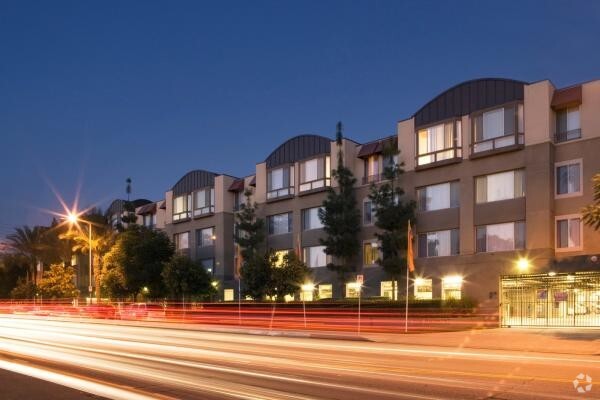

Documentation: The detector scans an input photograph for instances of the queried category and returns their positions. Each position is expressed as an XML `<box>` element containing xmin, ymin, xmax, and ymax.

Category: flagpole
<box><xmin>405</xmin><ymin>261</ymin><xmax>409</xmax><ymax>333</ymax></box>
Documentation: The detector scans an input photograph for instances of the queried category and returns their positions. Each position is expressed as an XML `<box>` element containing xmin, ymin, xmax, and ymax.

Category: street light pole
<box><xmin>88</xmin><ymin>220</ymin><xmax>92</xmax><ymax>302</ymax></box>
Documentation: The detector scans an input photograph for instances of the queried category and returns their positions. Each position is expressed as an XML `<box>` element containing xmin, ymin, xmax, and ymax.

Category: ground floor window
<box><xmin>442</xmin><ymin>275</ymin><xmax>462</xmax><ymax>300</ymax></box>
<box><xmin>414</xmin><ymin>278</ymin><xmax>433</xmax><ymax>300</ymax></box>
<box><xmin>200</xmin><ymin>258</ymin><xmax>214</xmax><ymax>274</ymax></box>
<box><xmin>380</xmin><ymin>281</ymin><xmax>398</xmax><ymax>300</ymax></box>
<box><xmin>318</xmin><ymin>284</ymin><xmax>332</xmax><ymax>299</ymax></box>
<box><xmin>346</xmin><ymin>283</ymin><xmax>361</xmax><ymax>298</ymax></box>
<box><xmin>224</xmin><ymin>289</ymin><xmax>234</xmax><ymax>301</ymax></box>
<box><xmin>300</xmin><ymin>287</ymin><xmax>314</xmax><ymax>301</ymax></box>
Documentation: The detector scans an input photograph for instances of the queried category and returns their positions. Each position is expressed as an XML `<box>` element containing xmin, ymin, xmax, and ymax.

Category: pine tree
<box><xmin>369</xmin><ymin>139</ymin><xmax>415</xmax><ymax>301</ymax></box>
<box><xmin>319</xmin><ymin>122</ymin><xmax>361</xmax><ymax>294</ymax></box>
<box><xmin>234</xmin><ymin>189</ymin><xmax>270</xmax><ymax>299</ymax></box>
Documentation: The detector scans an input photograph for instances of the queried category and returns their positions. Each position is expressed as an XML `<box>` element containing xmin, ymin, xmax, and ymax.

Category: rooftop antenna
<box><xmin>126</xmin><ymin>177</ymin><xmax>132</xmax><ymax>202</ymax></box>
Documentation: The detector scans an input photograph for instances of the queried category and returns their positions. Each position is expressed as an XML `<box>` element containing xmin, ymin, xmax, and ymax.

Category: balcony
<box><xmin>267</xmin><ymin>187</ymin><xmax>295</xmax><ymax>201</ymax></box>
<box><xmin>299</xmin><ymin>178</ymin><xmax>331</xmax><ymax>193</ymax></box>
<box><xmin>193</xmin><ymin>205</ymin><xmax>215</xmax><ymax>218</ymax></box>
<box><xmin>555</xmin><ymin>129</ymin><xmax>582</xmax><ymax>143</ymax></box>
<box><xmin>471</xmin><ymin>133</ymin><xmax>524</xmax><ymax>158</ymax></box>
<box><xmin>416</xmin><ymin>147</ymin><xmax>462</xmax><ymax>169</ymax></box>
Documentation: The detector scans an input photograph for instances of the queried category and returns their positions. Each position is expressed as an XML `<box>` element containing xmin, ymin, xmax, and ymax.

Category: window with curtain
<box><xmin>556</xmin><ymin>107</ymin><xmax>581</xmax><ymax>142</ymax></box>
<box><xmin>303</xmin><ymin>246</ymin><xmax>328</xmax><ymax>268</ymax></box>
<box><xmin>193</xmin><ymin>187</ymin><xmax>215</xmax><ymax>216</ymax></box>
<box><xmin>475</xmin><ymin>170</ymin><xmax>525</xmax><ymax>203</ymax></box>
<box><xmin>196</xmin><ymin>227</ymin><xmax>215</xmax><ymax>248</ymax></box>
<box><xmin>267</xmin><ymin>166</ymin><xmax>295</xmax><ymax>199</ymax></box>
<box><xmin>416</xmin><ymin>181</ymin><xmax>460</xmax><ymax>211</ymax></box>
<box><xmin>472</xmin><ymin>104</ymin><xmax>524</xmax><ymax>152</ymax></box>
<box><xmin>173</xmin><ymin>195</ymin><xmax>191</xmax><ymax>221</ymax></box>
<box><xmin>556</xmin><ymin>161</ymin><xmax>582</xmax><ymax>196</ymax></box>
<box><xmin>414</xmin><ymin>278</ymin><xmax>433</xmax><ymax>300</ymax></box>
<box><xmin>302</xmin><ymin>207</ymin><xmax>323</xmax><ymax>230</ymax></box>
<box><xmin>300</xmin><ymin>156</ymin><xmax>330</xmax><ymax>192</ymax></box>
<box><xmin>417</xmin><ymin>121</ymin><xmax>459</xmax><ymax>165</ymax></box>
<box><xmin>476</xmin><ymin>221</ymin><xmax>525</xmax><ymax>252</ymax></box>
<box><xmin>365</xmin><ymin>155</ymin><xmax>380</xmax><ymax>178</ymax></box>
<box><xmin>174</xmin><ymin>232</ymin><xmax>189</xmax><ymax>250</ymax></box>
<box><xmin>418</xmin><ymin>229</ymin><xmax>459</xmax><ymax>257</ymax></box>
<box><xmin>363</xmin><ymin>242</ymin><xmax>380</xmax><ymax>265</ymax></box>
<box><xmin>556</xmin><ymin>217</ymin><xmax>582</xmax><ymax>250</ymax></box>
<box><xmin>268</xmin><ymin>213</ymin><xmax>292</xmax><ymax>235</ymax></box>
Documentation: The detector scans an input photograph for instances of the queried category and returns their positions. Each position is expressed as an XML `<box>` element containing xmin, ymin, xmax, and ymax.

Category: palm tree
<box><xmin>7</xmin><ymin>226</ymin><xmax>47</xmax><ymax>282</ymax></box>
<box><xmin>582</xmin><ymin>173</ymin><xmax>600</xmax><ymax>230</ymax></box>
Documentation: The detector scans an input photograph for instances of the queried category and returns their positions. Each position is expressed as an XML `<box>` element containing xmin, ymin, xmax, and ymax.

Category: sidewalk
<box><xmin>363</xmin><ymin>328</ymin><xmax>600</xmax><ymax>356</ymax></box>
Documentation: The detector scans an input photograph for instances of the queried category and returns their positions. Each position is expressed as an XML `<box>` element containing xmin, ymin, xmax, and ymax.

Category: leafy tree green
<box><xmin>319</xmin><ymin>122</ymin><xmax>361</xmax><ymax>293</ymax></box>
<box><xmin>38</xmin><ymin>264</ymin><xmax>79</xmax><ymax>299</ymax></box>
<box><xmin>368</xmin><ymin>139</ymin><xmax>415</xmax><ymax>300</ymax></box>
<box><xmin>0</xmin><ymin>254</ymin><xmax>29</xmax><ymax>297</ymax></box>
<box><xmin>234</xmin><ymin>189</ymin><xmax>270</xmax><ymax>299</ymax></box>
<box><xmin>162</xmin><ymin>255</ymin><xmax>215</xmax><ymax>301</ymax></box>
<box><xmin>267</xmin><ymin>251</ymin><xmax>312</xmax><ymax>301</ymax></box>
<box><xmin>582</xmin><ymin>173</ymin><xmax>600</xmax><ymax>230</ymax></box>
<box><xmin>102</xmin><ymin>225</ymin><xmax>174</xmax><ymax>299</ymax></box>
<box><xmin>10</xmin><ymin>278</ymin><xmax>37</xmax><ymax>299</ymax></box>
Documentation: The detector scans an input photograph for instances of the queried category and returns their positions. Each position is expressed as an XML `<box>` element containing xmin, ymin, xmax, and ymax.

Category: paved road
<box><xmin>0</xmin><ymin>316</ymin><xmax>597</xmax><ymax>399</ymax></box>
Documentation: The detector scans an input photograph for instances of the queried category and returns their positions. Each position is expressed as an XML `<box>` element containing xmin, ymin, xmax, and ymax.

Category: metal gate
<box><xmin>500</xmin><ymin>271</ymin><xmax>600</xmax><ymax>327</ymax></box>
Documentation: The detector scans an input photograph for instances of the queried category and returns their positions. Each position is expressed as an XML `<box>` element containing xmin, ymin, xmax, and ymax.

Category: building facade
<box><xmin>153</xmin><ymin>77</ymin><xmax>600</xmax><ymax>307</ymax></box>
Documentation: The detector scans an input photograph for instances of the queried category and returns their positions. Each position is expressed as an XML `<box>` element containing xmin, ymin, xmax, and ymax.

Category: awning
<box><xmin>551</xmin><ymin>85</ymin><xmax>582</xmax><ymax>110</ymax></box>
<box><xmin>228</xmin><ymin>179</ymin><xmax>245</xmax><ymax>192</ymax></box>
<box><xmin>249</xmin><ymin>176</ymin><xmax>256</xmax><ymax>187</ymax></box>
<box><xmin>136</xmin><ymin>202</ymin><xmax>156</xmax><ymax>215</ymax></box>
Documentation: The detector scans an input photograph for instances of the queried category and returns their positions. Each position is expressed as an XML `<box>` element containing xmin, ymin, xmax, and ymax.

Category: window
<box><xmin>475</xmin><ymin>170</ymin><xmax>525</xmax><ymax>203</ymax></box>
<box><xmin>268</xmin><ymin>213</ymin><xmax>292</xmax><ymax>235</ymax></box>
<box><xmin>273</xmin><ymin>250</ymin><xmax>290</xmax><ymax>267</ymax></box>
<box><xmin>173</xmin><ymin>195</ymin><xmax>191</xmax><ymax>221</ymax></box>
<box><xmin>302</xmin><ymin>207</ymin><xmax>324</xmax><ymax>230</ymax></box>
<box><xmin>345</xmin><ymin>283</ymin><xmax>361</xmax><ymax>298</ymax></box>
<box><xmin>556</xmin><ymin>216</ymin><xmax>582</xmax><ymax>250</ymax></box>
<box><xmin>196</xmin><ymin>227</ymin><xmax>215</xmax><ymax>248</ymax></box>
<box><xmin>556</xmin><ymin>160</ymin><xmax>582</xmax><ymax>197</ymax></box>
<box><xmin>472</xmin><ymin>104</ymin><xmax>524</xmax><ymax>153</ymax></box>
<box><xmin>476</xmin><ymin>221</ymin><xmax>525</xmax><ymax>253</ymax></box>
<box><xmin>442</xmin><ymin>276</ymin><xmax>462</xmax><ymax>300</ymax></box>
<box><xmin>142</xmin><ymin>214</ymin><xmax>156</xmax><ymax>228</ymax></box>
<box><xmin>414</xmin><ymin>278</ymin><xmax>433</xmax><ymax>300</ymax></box>
<box><xmin>318</xmin><ymin>284</ymin><xmax>333</xmax><ymax>299</ymax></box>
<box><xmin>363</xmin><ymin>242</ymin><xmax>380</xmax><ymax>265</ymax></box>
<box><xmin>174</xmin><ymin>232</ymin><xmax>189</xmax><ymax>251</ymax></box>
<box><xmin>363</xmin><ymin>200</ymin><xmax>375</xmax><ymax>225</ymax></box>
<box><xmin>193</xmin><ymin>188</ymin><xmax>215</xmax><ymax>217</ymax></box>
<box><xmin>418</xmin><ymin>229</ymin><xmax>459</xmax><ymax>257</ymax></box>
<box><xmin>200</xmin><ymin>258</ymin><xmax>214</xmax><ymax>274</ymax></box>
<box><xmin>556</xmin><ymin>107</ymin><xmax>581</xmax><ymax>142</ymax></box>
<box><xmin>224</xmin><ymin>289</ymin><xmax>234</xmax><ymax>301</ymax></box>
<box><xmin>417</xmin><ymin>120</ymin><xmax>461</xmax><ymax>166</ymax></box>
<box><xmin>267</xmin><ymin>166</ymin><xmax>295</xmax><ymax>199</ymax></box>
<box><xmin>303</xmin><ymin>246</ymin><xmax>329</xmax><ymax>268</ymax></box>
<box><xmin>300</xmin><ymin>156</ymin><xmax>331</xmax><ymax>192</ymax></box>
<box><xmin>365</xmin><ymin>154</ymin><xmax>381</xmax><ymax>181</ymax></box>
<box><xmin>233</xmin><ymin>191</ymin><xmax>243</xmax><ymax>211</ymax></box>
<box><xmin>417</xmin><ymin>181</ymin><xmax>460</xmax><ymax>211</ymax></box>
<box><xmin>300</xmin><ymin>286</ymin><xmax>314</xmax><ymax>301</ymax></box>
<box><xmin>380</xmin><ymin>281</ymin><xmax>398</xmax><ymax>300</ymax></box>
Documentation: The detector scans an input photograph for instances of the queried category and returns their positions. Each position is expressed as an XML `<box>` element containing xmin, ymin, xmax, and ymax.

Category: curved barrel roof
<box><xmin>265</xmin><ymin>134</ymin><xmax>331</xmax><ymax>169</ymax></box>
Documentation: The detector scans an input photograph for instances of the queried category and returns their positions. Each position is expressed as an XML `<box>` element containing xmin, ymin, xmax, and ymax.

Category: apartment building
<box><xmin>106</xmin><ymin>198</ymin><xmax>151</xmax><ymax>230</ymax></box>
<box><xmin>157</xmin><ymin>77</ymin><xmax>600</xmax><ymax>309</ymax></box>
<box><xmin>135</xmin><ymin>200</ymin><xmax>166</xmax><ymax>230</ymax></box>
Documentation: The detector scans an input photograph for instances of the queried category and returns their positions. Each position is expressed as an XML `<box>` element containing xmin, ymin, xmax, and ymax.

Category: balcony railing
<box><xmin>416</xmin><ymin>147</ymin><xmax>462</xmax><ymax>167</ymax></box>
<box><xmin>299</xmin><ymin>178</ymin><xmax>331</xmax><ymax>192</ymax></box>
<box><xmin>362</xmin><ymin>174</ymin><xmax>384</xmax><ymax>185</ymax></box>
<box><xmin>555</xmin><ymin>129</ymin><xmax>581</xmax><ymax>143</ymax></box>
<box><xmin>472</xmin><ymin>133</ymin><xmax>523</xmax><ymax>154</ymax></box>
<box><xmin>193</xmin><ymin>205</ymin><xmax>215</xmax><ymax>217</ymax></box>
<box><xmin>267</xmin><ymin>187</ymin><xmax>295</xmax><ymax>200</ymax></box>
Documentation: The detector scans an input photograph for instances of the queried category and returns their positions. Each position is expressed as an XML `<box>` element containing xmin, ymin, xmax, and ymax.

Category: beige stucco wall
<box><xmin>254</xmin><ymin>163</ymin><xmax>267</xmax><ymax>204</ymax></box>
<box><xmin>581</xmin><ymin>80</ymin><xmax>600</xmax><ymax>140</ymax></box>
<box><xmin>164</xmin><ymin>191</ymin><xmax>173</xmax><ymax>225</ymax></box>
<box><xmin>524</xmin><ymin>80</ymin><xmax>554</xmax><ymax>146</ymax></box>
<box><xmin>397</xmin><ymin>118</ymin><xmax>415</xmax><ymax>172</ymax></box>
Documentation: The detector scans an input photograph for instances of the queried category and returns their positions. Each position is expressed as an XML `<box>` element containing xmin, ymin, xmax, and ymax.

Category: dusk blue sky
<box><xmin>1</xmin><ymin>0</ymin><xmax>599</xmax><ymax>236</ymax></box>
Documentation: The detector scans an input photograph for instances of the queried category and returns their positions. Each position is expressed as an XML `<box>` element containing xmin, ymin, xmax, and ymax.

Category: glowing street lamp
<box><xmin>516</xmin><ymin>257</ymin><xmax>530</xmax><ymax>272</ymax></box>
<box><xmin>66</xmin><ymin>212</ymin><xmax>94</xmax><ymax>302</ymax></box>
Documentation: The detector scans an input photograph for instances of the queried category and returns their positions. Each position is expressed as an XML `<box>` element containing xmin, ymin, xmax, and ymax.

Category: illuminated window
<box><xmin>417</xmin><ymin>121</ymin><xmax>461</xmax><ymax>165</ymax></box>
<box><xmin>224</xmin><ymin>289</ymin><xmax>234</xmax><ymax>301</ymax></box>
<box><xmin>318</xmin><ymin>284</ymin><xmax>332</xmax><ymax>299</ymax></box>
<box><xmin>299</xmin><ymin>156</ymin><xmax>331</xmax><ymax>192</ymax></box>
<box><xmin>363</xmin><ymin>242</ymin><xmax>380</xmax><ymax>266</ymax></box>
<box><xmin>173</xmin><ymin>195</ymin><xmax>191</xmax><ymax>221</ymax></box>
<box><xmin>472</xmin><ymin>104</ymin><xmax>524</xmax><ymax>153</ymax></box>
<box><xmin>345</xmin><ymin>283</ymin><xmax>361</xmax><ymax>298</ymax></box>
<box><xmin>556</xmin><ymin>216</ymin><xmax>582</xmax><ymax>250</ymax></box>
<box><xmin>284</xmin><ymin>294</ymin><xmax>294</xmax><ymax>302</ymax></box>
<box><xmin>476</xmin><ymin>221</ymin><xmax>525</xmax><ymax>253</ymax></box>
<box><xmin>380</xmin><ymin>281</ymin><xmax>398</xmax><ymax>300</ymax></box>
<box><xmin>267</xmin><ymin>166</ymin><xmax>295</xmax><ymax>199</ymax></box>
<box><xmin>300</xmin><ymin>287</ymin><xmax>314</xmax><ymax>301</ymax></box>
<box><xmin>418</xmin><ymin>229</ymin><xmax>459</xmax><ymax>257</ymax></box>
<box><xmin>414</xmin><ymin>278</ymin><xmax>433</xmax><ymax>300</ymax></box>
<box><xmin>193</xmin><ymin>187</ymin><xmax>215</xmax><ymax>216</ymax></box>
<box><xmin>196</xmin><ymin>227</ymin><xmax>215</xmax><ymax>248</ymax></box>
<box><xmin>442</xmin><ymin>276</ymin><xmax>462</xmax><ymax>300</ymax></box>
